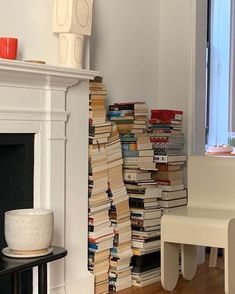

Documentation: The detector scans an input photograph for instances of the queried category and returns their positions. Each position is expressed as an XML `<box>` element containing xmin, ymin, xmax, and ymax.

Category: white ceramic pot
<box><xmin>4</xmin><ymin>208</ymin><xmax>54</xmax><ymax>253</ymax></box>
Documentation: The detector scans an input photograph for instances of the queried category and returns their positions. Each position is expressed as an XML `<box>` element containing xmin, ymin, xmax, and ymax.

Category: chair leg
<box><xmin>161</xmin><ymin>241</ymin><xmax>179</xmax><ymax>291</ymax></box>
<box><xmin>209</xmin><ymin>247</ymin><xmax>218</xmax><ymax>267</ymax></box>
<box><xmin>181</xmin><ymin>244</ymin><xmax>198</xmax><ymax>280</ymax></box>
<box><xmin>224</xmin><ymin>221</ymin><xmax>235</xmax><ymax>294</ymax></box>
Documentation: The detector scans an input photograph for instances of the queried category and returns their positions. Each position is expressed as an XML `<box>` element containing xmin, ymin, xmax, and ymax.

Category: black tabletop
<box><xmin>0</xmin><ymin>246</ymin><xmax>67</xmax><ymax>277</ymax></box>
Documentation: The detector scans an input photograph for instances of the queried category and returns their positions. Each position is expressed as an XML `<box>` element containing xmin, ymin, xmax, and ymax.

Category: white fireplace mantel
<box><xmin>0</xmin><ymin>59</ymin><xmax>99</xmax><ymax>294</ymax></box>
<box><xmin>0</xmin><ymin>59</ymin><xmax>97</xmax><ymax>90</ymax></box>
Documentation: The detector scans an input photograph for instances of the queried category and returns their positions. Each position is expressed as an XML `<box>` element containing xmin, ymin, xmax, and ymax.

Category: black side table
<box><xmin>0</xmin><ymin>246</ymin><xmax>67</xmax><ymax>294</ymax></box>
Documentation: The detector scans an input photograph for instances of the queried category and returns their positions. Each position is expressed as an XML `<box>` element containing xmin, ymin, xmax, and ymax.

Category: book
<box><xmin>88</xmin><ymin>238</ymin><xmax>114</xmax><ymax>252</ymax></box>
<box><xmin>88</xmin><ymin>259</ymin><xmax>110</xmax><ymax>274</ymax></box>
<box><xmin>88</xmin><ymin>202</ymin><xmax>111</xmax><ymax>214</ymax></box>
<box><xmin>132</xmin><ymin>250</ymin><xmax>160</xmax><ymax>269</ymax></box>
<box><xmin>131</xmin><ymin>218</ymin><xmax>161</xmax><ymax>228</ymax></box>
<box><xmin>149</xmin><ymin>117</ymin><xmax>182</xmax><ymax>124</ymax></box>
<box><xmin>161</xmin><ymin>189</ymin><xmax>187</xmax><ymax>200</ymax></box>
<box><xmin>90</xmin><ymin>89</ymin><xmax>107</xmax><ymax>95</ymax></box>
<box><xmin>137</xmin><ymin>142</ymin><xmax>153</xmax><ymax>150</ymax></box>
<box><xmin>88</xmin><ymin>249</ymin><xmax>110</xmax><ymax>263</ymax></box>
<box><xmin>132</xmin><ymin>268</ymin><xmax>161</xmax><ymax>282</ymax></box>
<box><xmin>129</xmin><ymin>197</ymin><xmax>159</xmax><ymax>209</ymax></box>
<box><xmin>131</xmin><ymin>225</ymin><xmax>160</xmax><ymax>232</ymax></box>
<box><xmin>89</xmin><ymin>122</ymin><xmax>112</xmax><ymax>135</ymax></box>
<box><xmin>152</xmin><ymin>170</ymin><xmax>183</xmax><ymax>181</ymax></box>
<box><xmin>132</xmin><ymin>274</ymin><xmax>161</xmax><ymax>287</ymax></box>
<box><xmin>131</xmin><ymin>239</ymin><xmax>161</xmax><ymax>250</ymax></box>
<box><xmin>123</xmin><ymin>170</ymin><xmax>152</xmax><ymax>182</ymax></box>
<box><xmin>109</xmin><ymin>267</ymin><xmax>132</xmax><ymax>279</ymax></box>
<box><xmin>95</xmin><ymin>281</ymin><xmax>109</xmax><ymax>294</ymax></box>
<box><xmin>88</xmin><ymin>231</ymin><xmax>115</xmax><ymax>243</ymax></box>
<box><xmin>158</xmin><ymin>197</ymin><xmax>187</xmax><ymax>208</ymax></box>
<box><xmin>122</xmin><ymin>150</ymin><xmax>139</xmax><ymax>157</ymax></box>
<box><xmin>156</xmin><ymin>183</ymin><xmax>184</xmax><ymax>191</ymax></box>
<box><xmin>89</xmin><ymin>210</ymin><xmax>109</xmax><ymax>224</ymax></box>
<box><xmin>94</xmin><ymin>272</ymin><xmax>109</xmax><ymax>284</ymax></box>
<box><xmin>156</xmin><ymin>163</ymin><xmax>183</xmax><ymax>171</ymax></box>
<box><xmin>132</xmin><ymin>229</ymin><xmax>161</xmax><ymax>239</ymax></box>
<box><xmin>139</xmin><ymin>149</ymin><xmax>154</xmax><ymax>157</ymax></box>
<box><xmin>88</xmin><ymin>220</ymin><xmax>111</xmax><ymax>232</ymax></box>
<box><xmin>151</xmin><ymin>109</ymin><xmax>183</xmax><ymax>120</ymax></box>
<box><xmin>154</xmin><ymin>154</ymin><xmax>187</xmax><ymax>163</ymax></box>
<box><xmin>130</xmin><ymin>209</ymin><xmax>162</xmax><ymax>219</ymax></box>
<box><xmin>89</xmin><ymin>226</ymin><xmax>114</xmax><ymax>239</ymax></box>
<box><xmin>155</xmin><ymin>179</ymin><xmax>183</xmax><ymax>186</ymax></box>
<box><xmin>122</xmin><ymin>142</ymin><xmax>137</xmax><ymax>151</ymax></box>
<box><xmin>109</xmin><ymin>102</ymin><xmax>135</xmax><ymax>111</ymax></box>
<box><xmin>150</xmin><ymin>134</ymin><xmax>184</xmax><ymax>143</ymax></box>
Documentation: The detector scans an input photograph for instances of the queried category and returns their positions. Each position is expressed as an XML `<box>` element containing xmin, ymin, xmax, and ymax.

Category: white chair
<box><xmin>161</xmin><ymin>155</ymin><xmax>235</xmax><ymax>294</ymax></box>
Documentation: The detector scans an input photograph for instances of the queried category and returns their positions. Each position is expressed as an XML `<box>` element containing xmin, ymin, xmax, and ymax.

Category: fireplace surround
<box><xmin>0</xmin><ymin>59</ymin><xmax>98</xmax><ymax>294</ymax></box>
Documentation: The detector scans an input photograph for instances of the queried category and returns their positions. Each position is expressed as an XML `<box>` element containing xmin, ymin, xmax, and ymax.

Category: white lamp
<box><xmin>53</xmin><ymin>0</ymin><xmax>93</xmax><ymax>36</ymax></box>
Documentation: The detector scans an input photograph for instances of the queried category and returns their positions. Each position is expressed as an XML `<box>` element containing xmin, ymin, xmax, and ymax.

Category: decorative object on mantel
<box><xmin>53</xmin><ymin>0</ymin><xmax>93</xmax><ymax>69</ymax></box>
<box><xmin>0</xmin><ymin>37</ymin><xmax>18</xmax><ymax>60</ymax></box>
<box><xmin>59</xmin><ymin>33</ymin><xmax>84</xmax><ymax>68</ymax></box>
<box><xmin>24</xmin><ymin>60</ymin><xmax>46</xmax><ymax>64</ymax></box>
<box><xmin>3</xmin><ymin>208</ymin><xmax>54</xmax><ymax>258</ymax></box>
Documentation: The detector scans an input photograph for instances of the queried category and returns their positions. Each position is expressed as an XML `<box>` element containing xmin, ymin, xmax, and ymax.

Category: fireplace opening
<box><xmin>0</xmin><ymin>134</ymin><xmax>34</xmax><ymax>294</ymax></box>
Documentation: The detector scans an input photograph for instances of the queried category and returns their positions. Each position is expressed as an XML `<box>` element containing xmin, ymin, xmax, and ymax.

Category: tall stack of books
<box><xmin>126</xmin><ymin>158</ymin><xmax>162</xmax><ymax>287</ymax></box>
<box><xmin>88</xmin><ymin>78</ymin><xmax>114</xmax><ymax>294</ymax></box>
<box><xmin>108</xmin><ymin>102</ymin><xmax>163</xmax><ymax>287</ymax></box>
<box><xmin>149</xmin><ymin>109</ymin><xmax>188</xmax><ymax>212</ymax></box>
<box><xmin>107</xmin><ymin>124</ymin><xmax>133</xmax><ymax>292</ymax></box>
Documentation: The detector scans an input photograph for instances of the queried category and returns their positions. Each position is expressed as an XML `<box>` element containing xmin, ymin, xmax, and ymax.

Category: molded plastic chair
<box><xmin>161</xmin><ymin>155</ymin><xmax>235</xmax><ymax>294</ymax></box>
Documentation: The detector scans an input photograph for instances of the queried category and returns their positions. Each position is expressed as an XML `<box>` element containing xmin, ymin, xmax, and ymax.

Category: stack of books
<box><xmin>88</xmin><ymin>78</ymin><xmax>114</xmax><ymax>294</ymax></box>
<box><xmin>121</xmin><ymin>134</ymin><xmax>156</xmax><ymax>171</ymax></box>
<box><xmin>149</xmin><ymin>109</ymin><xmax>188</xmax><ymax>211</ymax></box>
<box><xmin>128</xmin><ymin>180</ymin><xmax>162</xmax><ymax>286</ymax></box>
<box><xmin>107</xmin><ymin>124</ymin><xmax>133</xmax><ymax>292</ymax></box>
<box><xmin>108</xmin><ymin>102</ymin><xmax>148</xmax><ymax>135</ymax></box>
<box><xmin>89</xmin><ymin>77</ymin><xmax>107</xmax><ymax>125</ymax></box>
<box><xmin>108</xmin><ymin>102</ymin><xmax>163</xmax><ymax>287</ymax></box>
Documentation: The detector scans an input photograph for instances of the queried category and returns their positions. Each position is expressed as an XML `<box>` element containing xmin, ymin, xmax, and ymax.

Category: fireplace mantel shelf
<box><xmin>0</xmin><ymin>59</ymin><xmax>99</xmax><ymax>90</ymax></box>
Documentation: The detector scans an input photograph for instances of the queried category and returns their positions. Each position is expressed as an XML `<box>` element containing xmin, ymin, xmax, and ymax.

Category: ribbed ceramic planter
<box><xmin>5</xmin><ymin>208</ymin><xmax>54</xmax><ymax>254</ymax></box>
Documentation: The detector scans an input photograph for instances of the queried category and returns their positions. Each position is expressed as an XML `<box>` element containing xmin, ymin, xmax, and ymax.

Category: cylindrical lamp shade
<box><xmin>59</xmin><ymin>33</ymin><xmax>84</xmax><ymax>69</ymax></box>
<box><xmin>53</xmin><ymin>0</ymin><xmax>93</xmax><ymax>36</ymax></box>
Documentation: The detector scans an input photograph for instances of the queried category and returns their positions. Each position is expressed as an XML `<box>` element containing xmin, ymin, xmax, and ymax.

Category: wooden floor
<box><xmin>112</xmin><ymin>255</ymin><xmax>224</xmax><ymax>294</ymax></box>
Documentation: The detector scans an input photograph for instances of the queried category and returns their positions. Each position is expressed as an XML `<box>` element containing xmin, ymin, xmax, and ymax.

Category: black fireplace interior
<box><xmin>0</xmin><ymin>134</ymin><xmax>34</xmax><ymax>293</ymax></box>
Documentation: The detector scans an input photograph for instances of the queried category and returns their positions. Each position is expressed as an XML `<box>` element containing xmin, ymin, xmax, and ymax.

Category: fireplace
<box><xmin>0</xmin><ymin>134</ymin><xmax>34</xmax><ymax>293</ymax></box>
<box><xmin>0</xmin><ymin>60</ymin><xmax>98</xmax><ymax>294</ymax></box>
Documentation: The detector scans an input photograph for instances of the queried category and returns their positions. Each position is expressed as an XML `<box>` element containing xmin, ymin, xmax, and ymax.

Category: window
<box><xmin>206</xmin><ymin>0</ymin><xmax>232</xmax><ymax>146</ymax></box>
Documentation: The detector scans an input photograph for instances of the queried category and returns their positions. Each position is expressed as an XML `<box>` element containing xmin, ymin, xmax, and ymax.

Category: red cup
<box><xmin>0</xmin><ymin>37</ymin><xmax>18</xmax><ymax>60</ymax></box>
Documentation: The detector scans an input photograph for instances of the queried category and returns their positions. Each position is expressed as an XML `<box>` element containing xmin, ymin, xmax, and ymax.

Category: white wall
<box><xmin>90</xmin><ymin>0</ymin><xmax>159</xmax><ymax>109</ymax></box>
<box><xmin>157</xmin><ymin>0</ymin><xmax>207</xmax><ymax>154</ymax></box>
<box><xmin>0</xmin><ymin>0</ymin><xmax>58</xmax><ymax>64</ymax></box>
<box><xmin>158</xmin><ymin>0</ymin><xmax>192</xmax><ymax>111</ymax></box>
<box><xmin>91</xmin><ymin>0</ymin><xmax>207</xmax><ymax>154</ymax></box>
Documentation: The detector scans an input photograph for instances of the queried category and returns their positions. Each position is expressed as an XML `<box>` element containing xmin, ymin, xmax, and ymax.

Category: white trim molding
<box><xmin>188</xmin><ymin>0</ymin><xmax>207</xmax><ymax>155</ymax></box>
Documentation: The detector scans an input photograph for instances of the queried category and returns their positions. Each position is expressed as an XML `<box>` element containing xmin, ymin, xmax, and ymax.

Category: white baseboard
<box><xmin>65</xmin><ymin>272</ymin><xmax>94</xmax><ymax>294</ymax></box>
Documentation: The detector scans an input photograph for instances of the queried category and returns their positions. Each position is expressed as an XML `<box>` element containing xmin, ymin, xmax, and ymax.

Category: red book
<box><xmin>149</xmin><ymin>118</ymin><xmax>182</xmax><ymax>125</ymax></box>
<box><xmin>151</xmin><ymin>109</ymin><xmax>183</xmax><ymax>120</ymax></box>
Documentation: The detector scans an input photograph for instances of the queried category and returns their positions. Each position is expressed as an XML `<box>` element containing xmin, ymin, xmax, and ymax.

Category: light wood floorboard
<box><xmin>110</xmin><ymin>255</ymin><xmax>224</xmax><ymax>294</ymax></box>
